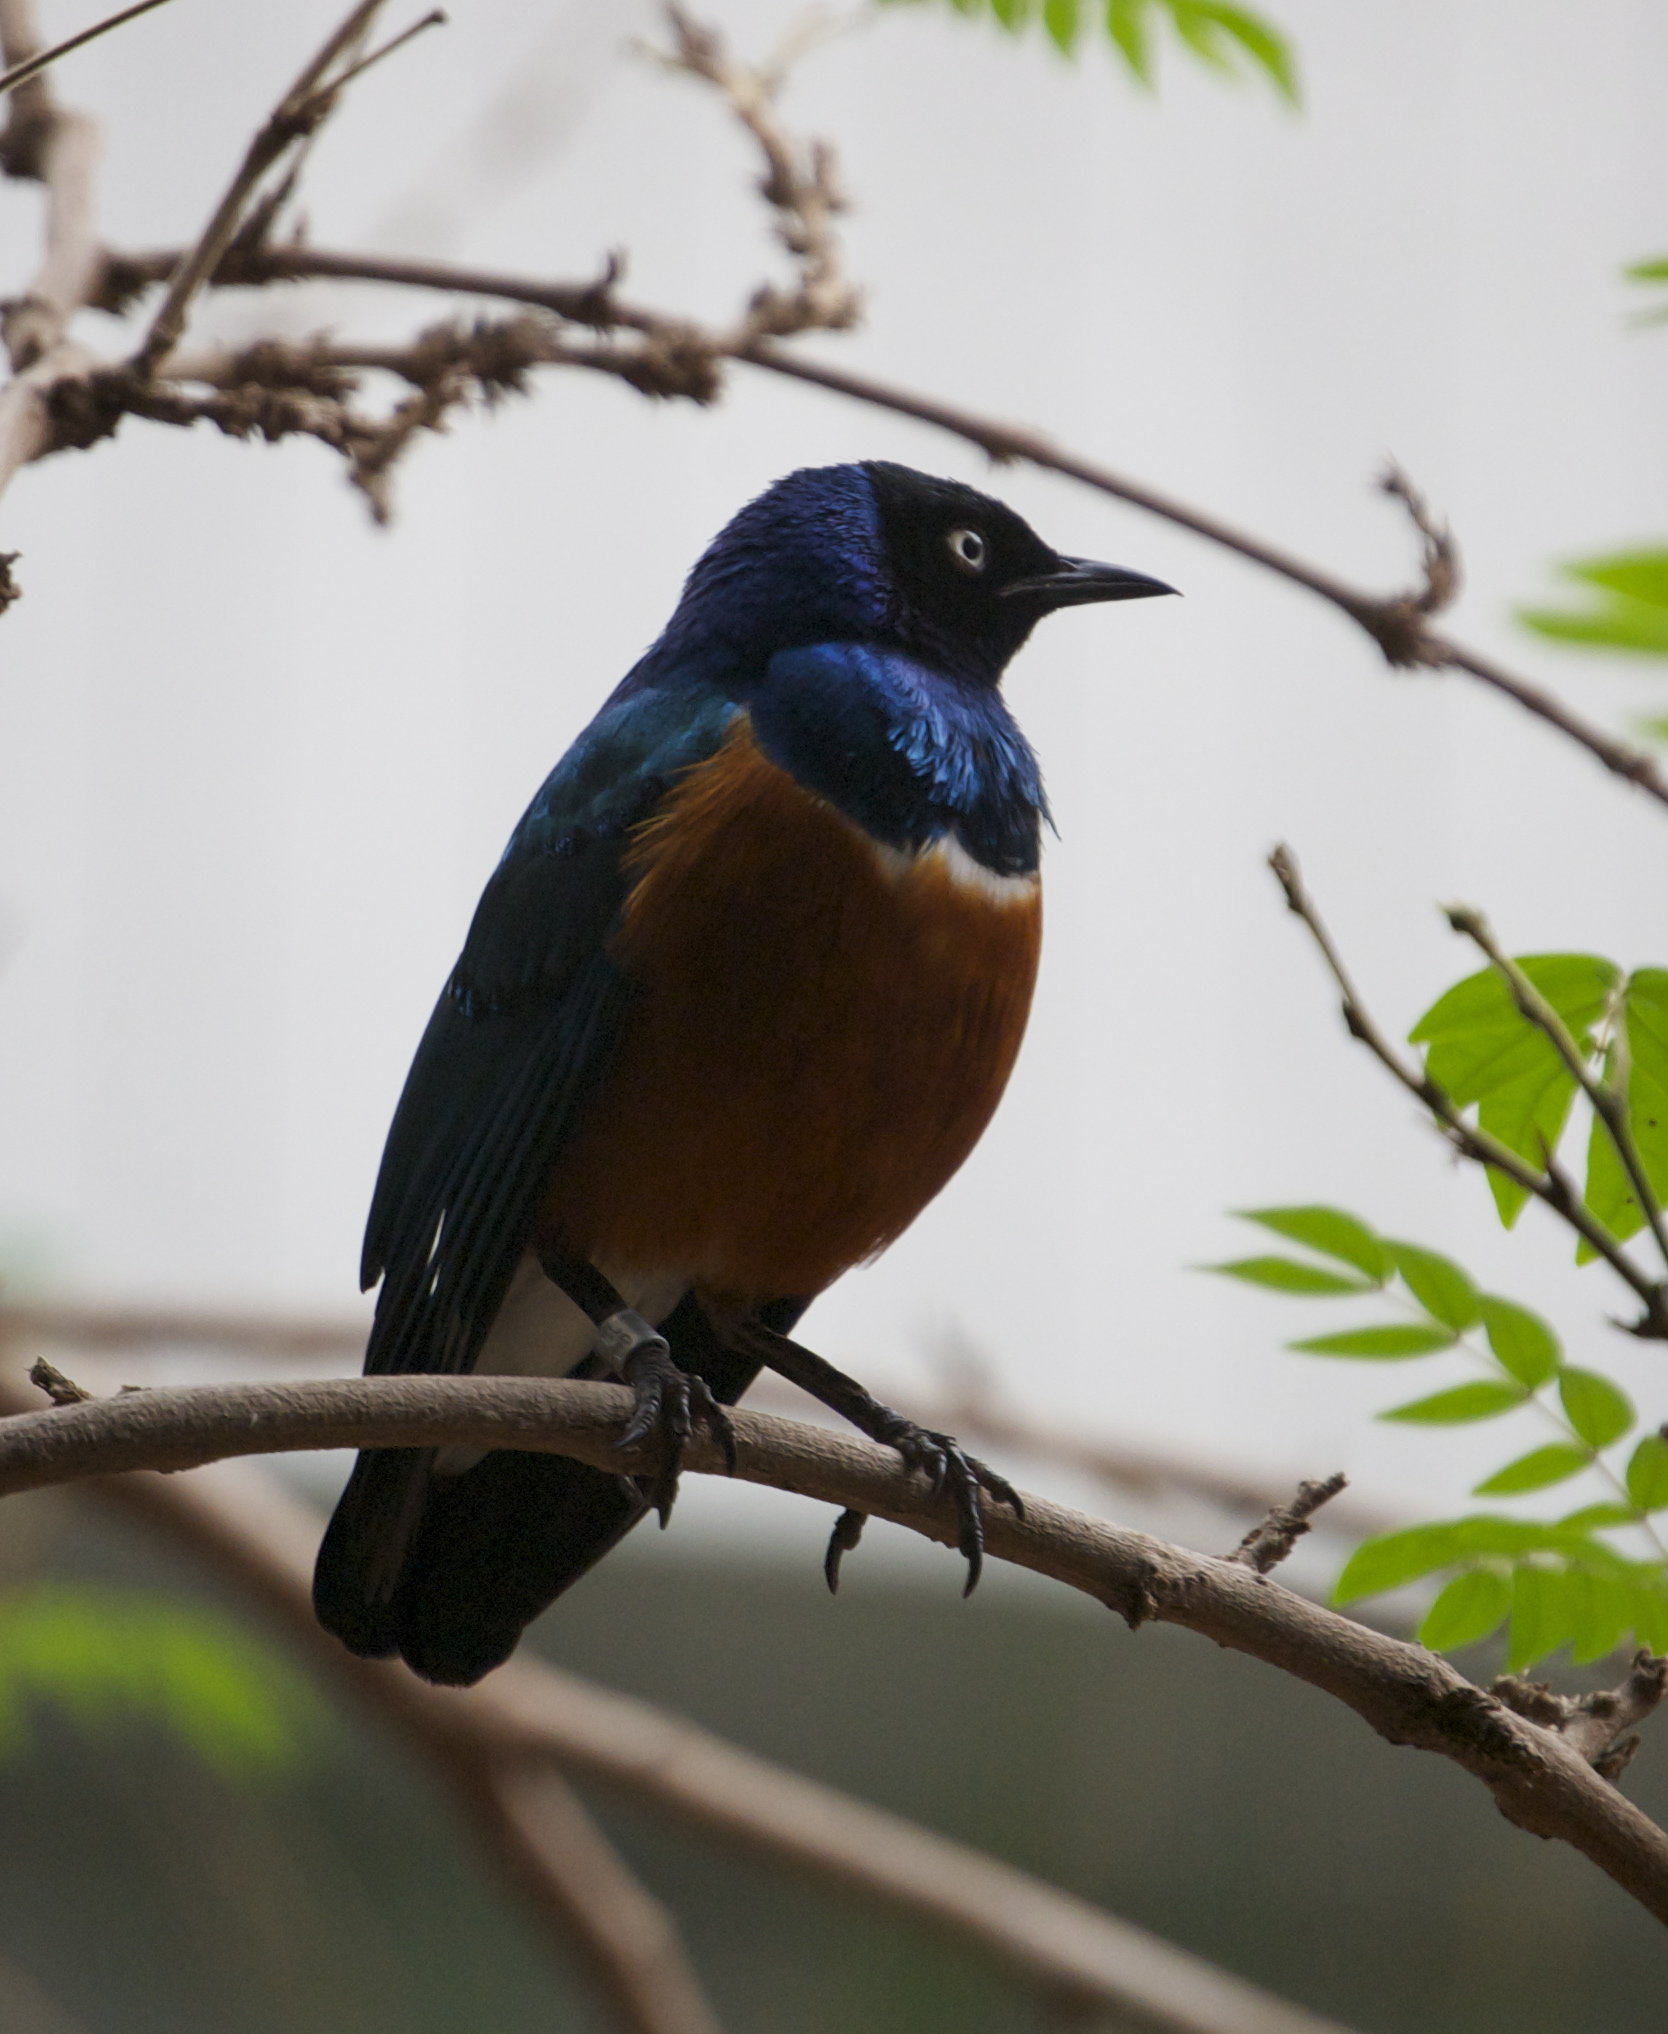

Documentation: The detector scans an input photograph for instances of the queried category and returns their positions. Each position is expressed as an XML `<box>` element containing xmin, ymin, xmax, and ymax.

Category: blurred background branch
<box><xmin>0</xmin><ymin>1352</ymin><xmax>1356</xmax><ymax>2034</ymax></box>
<box><xmin>1</xmin><ymin>1359</ymin><xmax>1666</xmax><ymax>1935</ymax></box>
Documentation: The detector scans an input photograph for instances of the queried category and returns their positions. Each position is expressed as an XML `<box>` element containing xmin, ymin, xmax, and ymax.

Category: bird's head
<box><xmin>660</xmin><ymin>461</ymin><xmax>1175</xmax><ymax>686</ymax></box>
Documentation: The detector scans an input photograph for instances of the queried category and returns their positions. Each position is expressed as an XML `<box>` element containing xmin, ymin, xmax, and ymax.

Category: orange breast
<box><xmin>540</xmin><ymin>716</ymin><xmax>1041</xmax><ymax>1299</ymax></box>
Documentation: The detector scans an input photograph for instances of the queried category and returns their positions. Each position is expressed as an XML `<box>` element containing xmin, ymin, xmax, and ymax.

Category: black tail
<box><xmin>312</xmin><ymin>1292</ymin><xmax>797</xmax><ymax>1686</ymax></box>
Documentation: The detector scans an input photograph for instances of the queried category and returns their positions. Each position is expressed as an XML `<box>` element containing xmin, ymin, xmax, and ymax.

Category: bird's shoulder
<box><xmin>449</xmin><ymin>679</ymin><xmax>743</xmax><ymax>1018</ymax></box>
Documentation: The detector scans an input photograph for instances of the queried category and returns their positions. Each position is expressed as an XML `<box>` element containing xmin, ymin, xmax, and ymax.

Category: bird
<box><xmin>313</xmin><ymin>460</ymin><xmax>1174</xmax><ymax>1686</ymax></box>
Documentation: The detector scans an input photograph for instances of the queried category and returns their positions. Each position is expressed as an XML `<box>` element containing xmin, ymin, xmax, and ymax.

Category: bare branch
<box><xmin>1494</xmin><ymin>1652</ymin><xmax>1668</xmax><ymax>1783</ymax></box>
<box><xmin>1267</xmin><ymin>843</ymin><xmax>1668</xmax><ymax>1338</ymax></box>
<box><xmin>62</xmin><ymin>1444</ymin><xmax>1359</xmax><ymax>2034</ymax></box>
<box><xmin>90</xmin><ymin>218</ymin><xmax>1668</xmax><ymax>809</ymax></box>
<box><xmin>1228</xmin><ymin>1474</ymin><xmax>1348</xmax><ymax>1575</ymax></box>
<box><xmin>2</xmin><ymin>1369</ymin><xmax>1667</xmax><ymax>1928</ymax></box>
<box><xmin>0</xmin><ymin>0</ymin><xmax>171</xmax><ymax>103</ymax></box>
<box><xmin>1</xmin><ymin>1299</ymin><xmax>1411</xmax><ymax>1542</ymax></box>
<box><xmin>26</xmin><ymin>1356</ymin><xmax>91</xmax><ymax>1405</ymax></box>
<box><xmin>654</xmin><ymin>5</ymin><xmax>858</xmax><ymax>344</ymax></box>
<box><xmin>129</xmin><ymin>0</ymin><xmax>407</xmax><ymax>377</ymax></box>
<box><xmin>2</xmin><ymin>0</ymin><xmax>1662</xmax><ymax>811</ymax></box>
<box><xmin>0</xmin><ymin>0</ymin><xmax>101</xmax><ymax>372</ymax></box>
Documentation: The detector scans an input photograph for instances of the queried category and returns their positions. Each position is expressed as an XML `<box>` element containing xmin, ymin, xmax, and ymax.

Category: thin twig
<box><xmin>26</xmin><ymin>1356</ymin><xmax>91</xmax><ymax>1405</ymax></box>
<box><xmin>89</xmin><ymin>227</ymin><xmax>1668</xmax><ymax>809</ymax></box>
<box><xmin>0</xmin><ymin>1370</ymin><xmax>1666</xmax><ymax>1930</ymax></box>
<box><xmin>1493</xmin><ymin>1652</ymin><xmax>1668</xmax><ymax>1782</ymax></box>
<box><xmin>0</xmin><ymin>0</ymin><xmax>171</xmax><ymax>101</ymax></box>
<box><xmin>1446</xmin><ymin>905</ymin><xmax>1668</xmax><ymax>1282</ymax></box>
<box><xmin>655</xmin><ymin>4</ymin><xmax>858</xmax><ymax>344</ymax></box>
<box><xmin>1378</xmin><ymin>461</ymin><xmax>1459</xmax><ymax>618</ymax></box>
<box><xmin>1268</xmin><ymin>844</ymin><xmax>1668</xmax><ymax>1339</ymax></box>
<box><xmin>0</xmin><ymin>0</ymin><xmax>101</xmax><ymax>370</ymax></box>
<box><xmin>129</xmin><ymin>0</ymin><xmax>398</xmax><ymax>377</ymax></box>
<box><xmin>1227</xmin><ymin>1474</ymin><xmax>1348</xmax><ymax>1575</ymax></box>
<box><xmin>11</xmin><ymin>1</ymin><xmax>1668</xmax><ymax>814</ymax></box>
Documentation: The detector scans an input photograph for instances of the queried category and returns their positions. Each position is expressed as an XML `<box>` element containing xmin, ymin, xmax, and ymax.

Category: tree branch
<box><xmin>0</xmin><ymin>0</ymin><xmax>172</xmax><ymax>104</ymax></box>
<box><xmin>2</xmin><ymin>1369</ymin><xmax>1666</xmax><ymax>1929</ymax></box>
<box><xmin>58</xmin><ymin>1441</ymin><xmax>1355</xmax><ymax>2034</ymax></box>
<box><xmin>0</xmin><ymin>1297</ymin><xmax>1408</xmax><ymax>1539</ymax></box>
<box><xmin>1227</xmin><ymin>1474</ymin><xmax>1348</xmax><ymax>1575</ymax></box>
<box><xmin>0</xmin><ymin>2</ymin><xmax>1658</xmax><ymax>820</ymax></box>
<box><xmin>0</xmin><ymin>0</ymin><xmax>104</xmax><ymax>484</ymax></box>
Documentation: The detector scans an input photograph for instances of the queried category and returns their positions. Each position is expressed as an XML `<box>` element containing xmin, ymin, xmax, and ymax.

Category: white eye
<box><xmin>947</xmin><ymin>526</ymin><xmax>987</xmax><ymax>573</ymax></box>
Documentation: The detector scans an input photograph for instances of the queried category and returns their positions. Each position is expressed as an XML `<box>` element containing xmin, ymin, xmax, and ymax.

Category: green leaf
<box><xmin>894</xmin><ymin>0</ymin><xmax>1296</xmax><ymax>99</ymax></box>
<box><xmin>1570</xmin><ymin>1570</ymin><xmax>1638</xmax><ymax>1665</ymax></box>
<box><xmin>1380</xmin><ymin>1382</ymin><xmax>1527</xmax><ymax>1425</ymax></box>
<box><xmin>1334</xmin><ymin>1523</ymin><xmax>1467</xmax><ymax>1602</ymax></box>
<box><xmin>1473</xmin><ymin>1444</ymin><xmax>1591</xmax><ymax>1496</ymax></box>
<box><xmin>1627</xmin><ymin>259</ymin><xmax>1668</xmax><ymax>284</ymax></box>
<box><xmin>1626</xmin><ymin>1433</ymin><xmax>1668</xmax><ymax>1512</ymax></box>
<box><xmin>1521</xmin><ymin>551</ymin><xmax>1668</xmax><ymax>658</ymax></box>
<box><xmin>1446</xmin><ymin>1516</ymin><xmax>1609</xmax><ymax>1561</ymax></box>
<box><xmin>1387</xmin><ymin>1241</ymin><xmax>1479</xmax><ymax>1330</ymax></box>
<box><xmin>1507</xmin><ymin>1564</ymin><xmax>1579</xmax><ymax>1671</ymax></box>
<box><xmin>1629</xmin><ymin>1570</ymin><xmax>1668</xmax><ymax>1653</ymax></box>
<box><xmin>1236</xmin><ymin>1205</ymin><xmax>1390</xmax><ymax>1281</ymax></box>
<box><xmin>1558</xmin><ymin>1502</ymin><xmax>1637</xmax><ymax>1530</ymax></box>
<box><xmin>1205</xmin><ymin>1255</ymin><xmax>1373</xmax><ymax>1295</ymax></box>
<box><xmin>1558</xmin><ymin>1368</ymin><xmax>1635</xmax><ymax>1449</ymax></box>
<box><xmin>1105</xmin><ymin>0</ymin><xmax>1152</xmax><ymax>77</ymax></box>
<box><xmin>1583</xmin><ymin>970</ymin><xmax>1668</xmax><ymax>1252</ymax></box>
<box><xmin>1478</xmin><ymin>1296</ymin><xmax>1561</xmax><ymax>1388</ymax></box>
<box><xmin>1419</xmin><ymin>1569</ymin><xmax>1509</xmax><ymax>1651</ymax></box>
<box><xmin>1164</xmin><ymin>0</ymin><xmax>1298</xmax><ymax>101</ymax></box>
<box><xmin>1410</xmin><ymin>955</ymin><xmax>1618</xmax><ymax>1224</ymax></box>
<box><xmin>1521</xmin><ymin>601</ymin><xmax>1668</xmax><ymax>655</ymax></box>
<box><xmin>1042</xmin><ymin>0</ymin><xmax>1081</xmax><ymax>48</ymax></box>
<box><xmin>1289</xmin><ymin>1323</ymin><xmax>1456</xmax><ymax>1359</ymax></box>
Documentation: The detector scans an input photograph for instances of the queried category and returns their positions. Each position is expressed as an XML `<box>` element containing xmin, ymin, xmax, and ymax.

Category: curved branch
<box><xmin>87</xmin><ymin>233</ymin><xmax>1668</xmax><ymax>808</ymax></box>
<box><xmin>2</xmin><ymin>1370</ymin><xmax>1666</xmax><ymax>1927</ymax></box>
<box><xmin>72</xmin><ymin>1446</ymin><xmax>1353</xmax><ymax>2034</ymax></box>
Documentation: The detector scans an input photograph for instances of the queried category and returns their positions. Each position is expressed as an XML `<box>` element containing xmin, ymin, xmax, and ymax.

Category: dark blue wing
<box><xmin>358</xmin><ymin>681</ymin><xmax>742</xmax><ymax>1384</ymax></box>
<box><xmin>316</xmin><ymin>683</ymin><xmax>741</xmax><ymax>1666</ymax></box>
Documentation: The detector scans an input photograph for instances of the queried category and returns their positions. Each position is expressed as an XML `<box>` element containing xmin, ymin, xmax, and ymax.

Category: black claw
<box><xmin>824</xmin><ymin>1508</ymin><xmax>867</xmax><ymax>1593</ymax></box>
<box><xmin>615</xmin><ymin>1339</ymin><xmax>733</xmax><ymax>1526</ymax></box>
<box><xmin>864</xmin><ymin>1417</ymin><xmax>1014</xmax><ymax>1597</ymax></box>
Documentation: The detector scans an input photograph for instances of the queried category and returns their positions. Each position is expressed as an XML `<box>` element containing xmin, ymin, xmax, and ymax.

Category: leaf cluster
<box><xmin>1413</xmin><ymin>951</ymin><xmax>1668</xmax><ymax>1253</ymax></box>
<box><xmin>876</xmin><ymin>0</ymin><xmax>1298</xmax><ymax>102</ymax></box>
<box><xmin>1209</xmin><ymin>1205</ymin><xmax>1667</xmax><ymax>1671</ymax></box>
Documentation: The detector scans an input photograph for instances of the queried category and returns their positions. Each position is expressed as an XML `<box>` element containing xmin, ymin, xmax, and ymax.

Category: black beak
<box><xmin>1000</xmin><ymin>555</ymin><xmax>1178</xmax><ymax>608</ymax></box>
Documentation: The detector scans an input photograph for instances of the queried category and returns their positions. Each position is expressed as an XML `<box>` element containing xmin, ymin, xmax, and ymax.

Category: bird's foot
<box><xmin>610</xmin><ymin>1326</ymin><xmax>736</xmax><ymax>1526</ymax></box>
<box><xmin>822</xmin><ymin>1413</ymin><xmax>1024</xmax><ymax>1596</ymax></box>
<box><xmin>730</xmin><ymin>1315</ymin><xmax>1024</xmax><ymax>1596</ymax></box>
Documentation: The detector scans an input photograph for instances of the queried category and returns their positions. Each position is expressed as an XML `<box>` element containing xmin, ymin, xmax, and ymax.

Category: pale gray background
<box><xmin>2</xmin><ymin>0</ymin><xmax>1666</xmax><ymax>1535</ymax></box>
